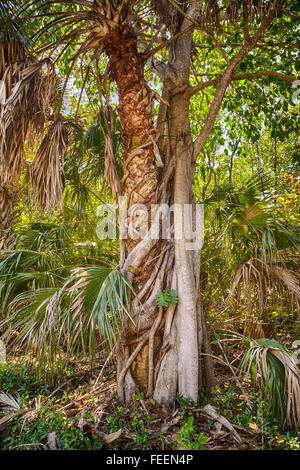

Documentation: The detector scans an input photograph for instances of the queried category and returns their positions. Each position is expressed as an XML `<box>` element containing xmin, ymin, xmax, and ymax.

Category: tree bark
<box><xmin>104</xmin><ymin>25</ymin><xmax>214</xmax><ymax>404</ymax></box>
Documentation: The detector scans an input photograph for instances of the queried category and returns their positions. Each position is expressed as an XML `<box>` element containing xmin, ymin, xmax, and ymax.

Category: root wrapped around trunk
<box><xmin>104</xmin><ymin>25</ymin><xmax>215</xmax><ymax>405</ymax></box>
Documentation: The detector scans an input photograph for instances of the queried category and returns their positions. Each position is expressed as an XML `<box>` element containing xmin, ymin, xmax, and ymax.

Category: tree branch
<box><xmin>141</xmin><ymin>25</ymin><xmax>194</xmax><ymax>61</ymax></box>
<box><xmin>187</xmin><ymin>70</ymin><xmax>296</xmax><ymax>98</ymax></box>
<box><xmin>192</xmin><ymin>0</ymin><xmax>288</xmax><ymax>159</ymax></box>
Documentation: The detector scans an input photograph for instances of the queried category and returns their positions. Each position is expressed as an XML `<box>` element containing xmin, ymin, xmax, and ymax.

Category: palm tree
<box><xmin>0</xmin><ymin>1</ymin><xmax>25</xmax><ymax>248</ymax></box>
<box><xmin>203</xmin><ymin>174</ymin><xmax>300</xmax><ymax>322</ymax></box>
<box><xmin>8</xmin><ymin>0</ymin><xmax>166</xmax><ymax>402</ymax></box>
<box><xmin>0</xmin><ymin>221</ymin><xmax>132</xmax><ymax>369</ymax></box>
<box><xmin>0</xmin><ymin>1</ymin><xmax>57</xmax><ymax>248</ymax></box>
<box><xmin>1</xmin><ymin>0</ymin><xmax>293</xmax><ymax>405</ymax></box>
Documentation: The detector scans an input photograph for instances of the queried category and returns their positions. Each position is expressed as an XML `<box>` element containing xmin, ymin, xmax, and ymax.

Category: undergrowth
<box><xmin>1</xmin><ymin>363</ymin><xmax>300</xmax><ymax>450</ymax></box>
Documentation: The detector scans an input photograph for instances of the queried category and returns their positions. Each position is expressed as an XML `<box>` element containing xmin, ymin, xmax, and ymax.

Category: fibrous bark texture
<box><xmin>104</xmin><ymin>24</ymin><xmax>214</xmax><ymax>405</ymax></box>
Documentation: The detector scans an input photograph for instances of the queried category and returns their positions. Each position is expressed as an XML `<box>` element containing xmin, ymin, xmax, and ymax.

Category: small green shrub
<box><xmin>0</xmin><ymin>363</ymin><xmax>48</xmax><ymax>401</ymax></box>
<box><xmin>1</xmin><ymin>402</ymin><xmax>102</xmax><ymax>450</ymax></box>
<box><xmin>176</xmin><ymin>416</ymin><xmax>207</xmax><ymax>450</ymax></box>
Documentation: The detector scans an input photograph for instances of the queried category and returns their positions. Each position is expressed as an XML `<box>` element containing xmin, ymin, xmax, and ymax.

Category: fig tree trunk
<box><xmin>104</xmin><ymin>25</ymin><xmax>214</xmax><ymax>404</ymax></box>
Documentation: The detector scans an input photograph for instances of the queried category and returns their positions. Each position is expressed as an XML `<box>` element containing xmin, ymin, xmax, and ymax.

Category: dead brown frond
<box><xmin>270</xmin><ymin>265</ymin><xmax>300</xmax><ymax>297</ymax></box>
<box><xmin>243</xmin><ymin>318</ymin><xmax>265</xmax><ymax>339</ymax></box>
<box><xmin>0</xmin><ymin>183</ymin><xmax>19</xmax><ymax>249</ymax></box>
<box><xmin>0</xmin><ymin>38</ymin><xmax>27</xmax><ymax>78</ymax></box>
<box><xmin>228</xmin><ymin>255</ymin><xmax>300</xmax><ymax>315</ymax></box>
<box><xmin>0</xmin><ymin>55</ymin><xmax>57</xmax><ymax>189</ymax></box>
<box><xmin>1</xmin><ymin>57</ymin><xmax>56</xmax><ymax>142</ymax></box>
<box><xmin>0</xmin><ymin>392</ymin><xmax>40</xmax><ymax>434</ymax></box>
<box><xmin>0</xmin><ymin>392</ymin><xmax>20</xmax><ymax>413</ymax></box>
<box><xmin>31</xmin><ymin>116</ymin><xmax>67</xmax><ymax>213</ymax></box>
<box><xmin>240</xmin><ymin>338</ymin><xmax>300</xmax><ymax>431</ymax></box>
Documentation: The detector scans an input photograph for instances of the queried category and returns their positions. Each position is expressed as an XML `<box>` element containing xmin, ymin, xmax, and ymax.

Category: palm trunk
<box><xmin>104</xmin><ymin>26</ymin><xmax>214</xmax><ymax>404</ymax></box>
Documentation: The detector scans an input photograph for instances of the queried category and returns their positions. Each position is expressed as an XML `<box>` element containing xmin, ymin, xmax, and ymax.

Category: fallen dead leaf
<box><xmin>102</xmin><ymin>428</ymin><xmax>123</xmax><ymax>444</ymax></box>
<box><xmin>64</xmin><ymin>409</ymin><xmax>79</xmax><ymax>418</ymax></box>
<box><xmin>249</xmin><ymin>422</ymin><xmax>258</xmax><ymax>430</ymax></box>
<box><xmin>0</xmin><ymin>411</ymin><xmax>15</xmax><ymax>429</ymax></box>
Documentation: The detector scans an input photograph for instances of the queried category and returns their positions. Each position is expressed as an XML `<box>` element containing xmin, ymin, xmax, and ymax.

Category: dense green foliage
<box><xmin>0</xmin><ymin>0</ymin><xmax>299</xmax><ymax>450</ymax></box>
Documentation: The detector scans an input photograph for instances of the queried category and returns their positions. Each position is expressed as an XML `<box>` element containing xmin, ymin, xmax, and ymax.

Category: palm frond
<box><xmin>0</xmin><ymin>56</ymin><xmax>57</xmax><ymax>191</ymax></box>
<box><xmin>0</xmin><ymin>1</ymin><xmax>28</xmax><ymax>45</ymax></box>
<box><xmin>31</xmin><ymin>116</ymin><xmax>67</xmax><ymax>213</ymax></box>
<box><xmin>204</xmin><ymin>172</ymin><xmax>299</xmax><ymax>270</ymax></box>
<box><xmin>240</xmin><ymin>337</ymin><xmax>300</xmax><ymax>430</ymax></box>
<box><xmin>0</xmin><ymin>222</ymin><xmax>70</xmax><ymax>315</ymax></box>
<box><xmin>0</xmin><ymin>392</ymin><xmax>20</xmax><ymax>413</ymax></box>
<box><xmin>0</xmin><ymin>263</ymin><xmax>136</xmax><ymax>368</ymax></box>
<box><xmin>229</xmin><ymin>255</ymin><xmax>300</xmax><ymax>314</ymax></box>
<box><xmin>57</xmin><ymin>266</ymin><xmax>135</xmax><ymax>352</ymax></box>
<box><xmin>16</xmin><ymin>222</ymin><xmax>69</xmax><ymax>252</ymax></box>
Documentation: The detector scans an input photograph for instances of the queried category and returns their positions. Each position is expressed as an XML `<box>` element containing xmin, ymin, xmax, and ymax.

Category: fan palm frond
<box><xmin>240</xmin><ymin>337</ymin><xmax>300</xmax><ymax>430</ymax></box>
<box><xmin>204</xmin><ymin>172</ymin><xmax>299</xmax><ymax>272</ymax></box>
<box><xmin>0</xmin><ymin>221</ymin><xmax>71</xmax><ymax>314</ymax></box>
<box><xmin>1</xmin><ymin>287</ymin><xmax>63</xmax><ymax>366</ymax></box>
<box><xmin>0</xmin><ymin>261</ymin><xmax>135</xmax><ymax>368</ymax></box>
<box><xmin>16</xmin><ymin>222</ymin><xmax>69</xmax><ymax>253</ymax></box>
<box><xmin>0</xmin><ymin>248</ymin><xmax>65</xmax><ymax>316</ymax></box>
<box><xmin>57</xmin><ymin>266</ymin><xmax>135</xmax><ymax>352</ymax></box>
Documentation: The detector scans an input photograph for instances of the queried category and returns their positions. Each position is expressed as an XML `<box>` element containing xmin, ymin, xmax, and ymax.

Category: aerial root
<box><xmin>118</xmin><ymin>306</ymin><xmax>166</xmax><ymax>396</ymax></box>
<box><xmin>146</xmin><ymin>306</ymin><xmax>163</xmax><ymax>397</ymax></box>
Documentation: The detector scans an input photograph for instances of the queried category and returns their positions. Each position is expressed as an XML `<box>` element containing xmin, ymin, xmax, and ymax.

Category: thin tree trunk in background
<box><xmin>228</xmin><ymin>138</ymin><xmax>240</xmax><ymax>187</ymax></box>
<box><xmin>201</xmin><ymin>152</ymin><xmax>214</xmax><ymax>199</ymax></box>
<box><xmin>274</xmin><ymin>138</ymin><xmax>278</xmax><ymax>189</ymax></box>
<box><xmin>256</xmin><ymin>139</ymin><xmax>263</xmax><ymax>182</ymax></box>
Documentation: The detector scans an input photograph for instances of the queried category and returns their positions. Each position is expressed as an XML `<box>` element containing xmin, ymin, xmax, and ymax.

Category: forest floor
<box><xmin>0</xmin><ymin>350</ymin><xmax>299</xmax><ymax>451</ymax></box>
